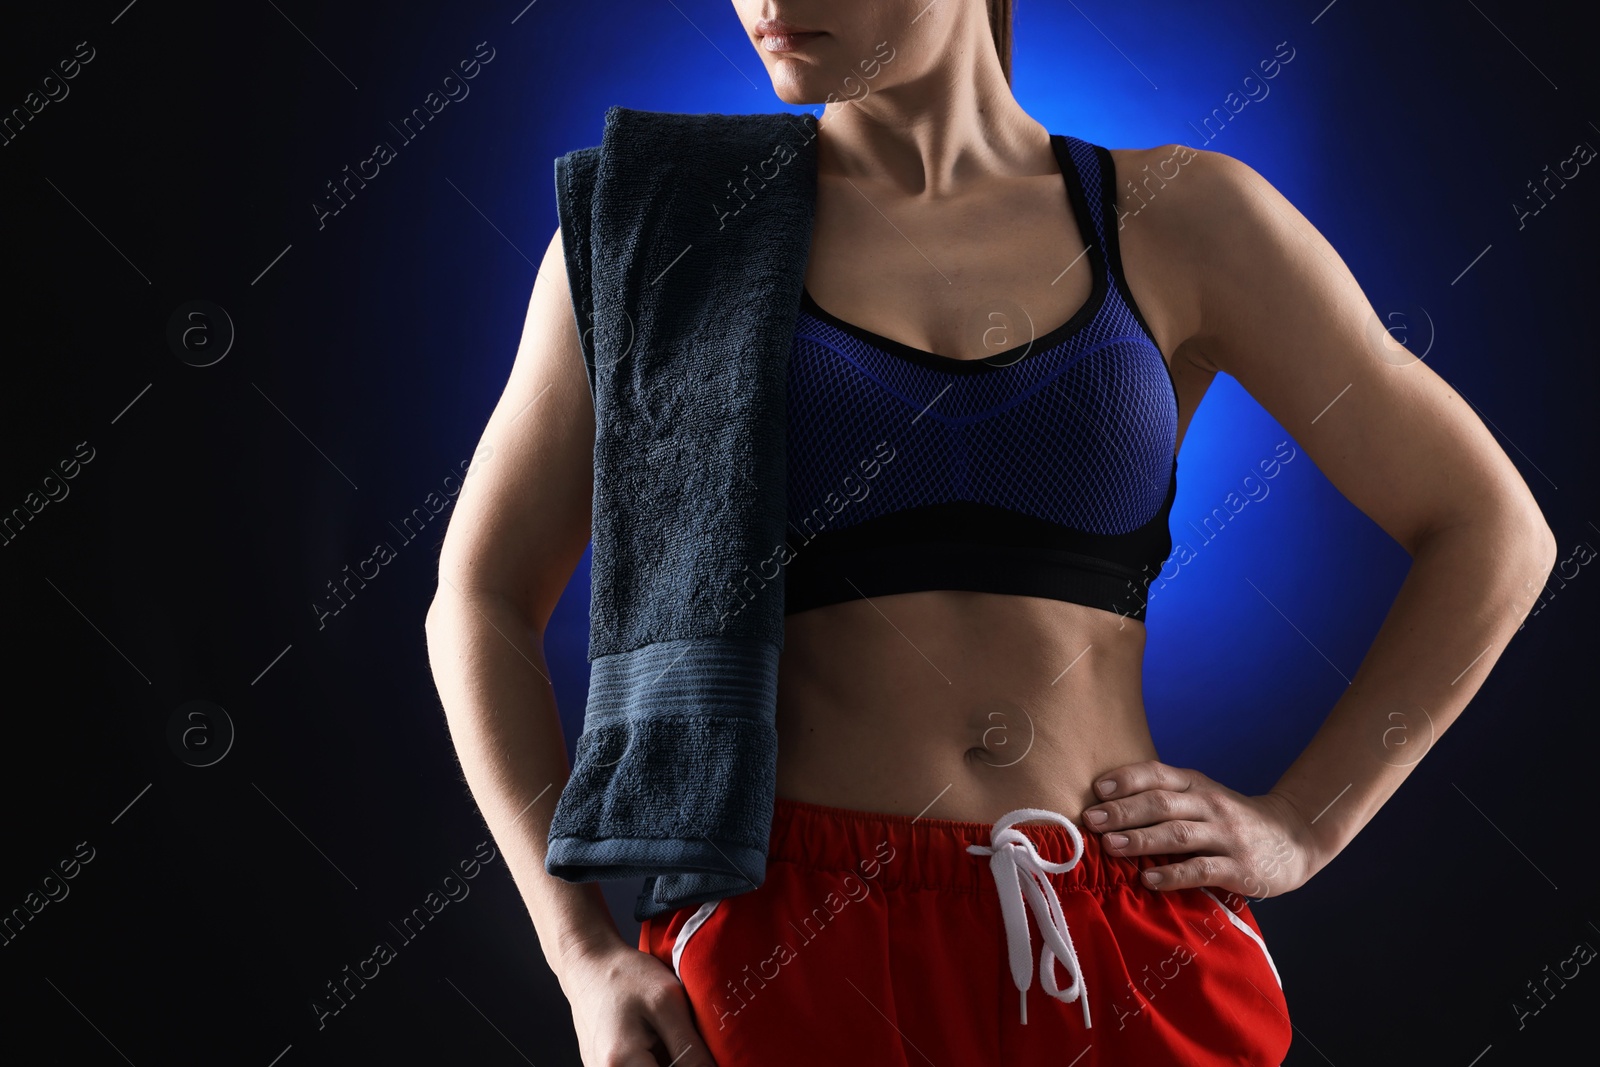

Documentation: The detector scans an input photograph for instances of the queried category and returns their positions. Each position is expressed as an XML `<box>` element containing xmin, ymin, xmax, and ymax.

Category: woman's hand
<box><xmin>558</xmin><ymin>933</ymin><xmax>719</xmax><ymax>1067</ymax></box>
<box><xmin>1081</xmin><ymin>759</ymin><xmax>1324</xmax><ymax>898</ymax></box>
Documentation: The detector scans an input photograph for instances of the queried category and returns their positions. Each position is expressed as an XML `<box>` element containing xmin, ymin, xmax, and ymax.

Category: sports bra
<box><xmin>784</xmin><ymin>133</ymin><xmax>1179</xmax><ymax>623</ymax></box>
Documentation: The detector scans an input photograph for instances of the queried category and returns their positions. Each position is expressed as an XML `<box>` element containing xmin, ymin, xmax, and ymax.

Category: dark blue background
<box><xmin>1</xmin><ymin>1</ymin><xmax>1595</xmax><ymax>1064</ymax></box>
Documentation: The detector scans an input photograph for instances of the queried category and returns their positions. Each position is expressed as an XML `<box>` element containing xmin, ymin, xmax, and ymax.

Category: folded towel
<box><xmin>545</xmin><ymin>105</ymin><xmax>820</xmax><ymax>920</ymax></box>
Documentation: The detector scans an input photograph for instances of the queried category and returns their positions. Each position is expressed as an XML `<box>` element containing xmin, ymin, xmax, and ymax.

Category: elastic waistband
<box><xmin>769</xmin><ymin>795</ymin><xmax>1171</xmax><ymax>896</ymax></box>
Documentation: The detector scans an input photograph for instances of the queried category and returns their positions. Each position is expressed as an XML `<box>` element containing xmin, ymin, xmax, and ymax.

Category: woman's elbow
<box><xmin>1521</xmin><ymin>497</ymin><xmax>1559</xmax><ymax>575</ymax></box>
<box><xmin>1502</xmin><ymin>495</ymin><xmax>1559</xmax><ymax>586</ymax></box>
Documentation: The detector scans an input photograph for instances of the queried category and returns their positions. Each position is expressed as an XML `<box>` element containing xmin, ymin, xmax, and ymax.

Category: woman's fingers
<box><xmin>562</xmin><ymin>940</ymin><xmax>720</xmax><ymax>1067</ymax></box>
<box><xmin>1084</xmin><ymin>787</ymin><xmax>1210</xmax><ymax>833</ymax></box>
<box><xmin>1099</xmin><ymin>817</ymin><xmax>1231</xmax><ymax>858</ymax></box>
<box><xmin>1140</xmin><ymin>854</ymin><xmax>1248</xmax><ymax>893</ymax></box>
<box><xmin>1095</xmin><ymin>759</ymin><xmax>1197</xmax><ymax>800</ymax></box>
<box><xmin>1083</xmin><ymin>762</ymin><xmax>1240</xmax><ymax>881</ymax></box>
<box><xmin>645</xmin><ymin>986</ymin><xmax>718</xmax><ymax>1067</ymax></box>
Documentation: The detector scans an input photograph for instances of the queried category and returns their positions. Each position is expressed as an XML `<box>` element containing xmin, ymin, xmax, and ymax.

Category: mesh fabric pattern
<box><xmin>784</xmin><ymin>134</ymin><xmax>1179</xmax><ymax>616</ymax></box>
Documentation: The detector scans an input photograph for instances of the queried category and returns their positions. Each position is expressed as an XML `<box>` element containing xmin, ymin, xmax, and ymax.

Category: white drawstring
<box><xmin>966</xmin><ymin>808</ymin><xmax>1092</xmax><ymax>1028</ymax></box>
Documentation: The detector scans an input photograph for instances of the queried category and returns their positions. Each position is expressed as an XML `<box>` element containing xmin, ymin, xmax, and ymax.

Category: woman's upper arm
<box><xmin>1171</xmin><ymin>148</ymin><xmax>1554</xmax><ymax>556</ymax></box>
<box><xmin>431</xmin><ymin>225</ymin><xmax>595</xmax><ymax>629</ymax></box>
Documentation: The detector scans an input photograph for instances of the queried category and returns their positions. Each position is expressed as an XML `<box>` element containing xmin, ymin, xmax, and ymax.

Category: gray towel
<box><xmin>545</xmin><ymin>105</ymin><xmax>819</xmax><ymax>921</ymax></box>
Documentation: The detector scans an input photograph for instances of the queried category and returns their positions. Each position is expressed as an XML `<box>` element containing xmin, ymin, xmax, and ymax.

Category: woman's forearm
<box><xmin>424</xmin><ymin>589</ymin><xmax>622</xmax><ymax>987</ymax></box>
<box><xmin>1268</xmin><ymin>507</ymin><xmax>1556</xmax><ymax>875</ymax></box>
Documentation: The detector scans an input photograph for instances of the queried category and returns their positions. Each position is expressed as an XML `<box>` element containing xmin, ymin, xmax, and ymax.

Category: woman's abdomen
<box><xmin>775</xmin><ymin>588</ymin><xmax>1160</xmax><ymax>825</ymax></box>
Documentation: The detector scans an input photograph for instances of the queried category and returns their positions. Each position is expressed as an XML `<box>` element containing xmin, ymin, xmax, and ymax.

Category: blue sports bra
<box><xmin>784</xmin><ymin>134</ymin><xmax>1179</xmax><ymax>623</ymax></box>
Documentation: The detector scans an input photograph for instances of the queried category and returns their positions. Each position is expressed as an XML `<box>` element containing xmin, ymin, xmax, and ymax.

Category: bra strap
<box><xmin>1055</xmin><ymin>134</ymin><xmax>1111</xmax><ymax>261</ymax></box>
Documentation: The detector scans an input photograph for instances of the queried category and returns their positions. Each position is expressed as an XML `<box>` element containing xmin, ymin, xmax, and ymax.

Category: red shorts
<box><xmin>640</xmin><ymin>796</ymin><xmax>1292</xmax><ymax>1066</ymax></box>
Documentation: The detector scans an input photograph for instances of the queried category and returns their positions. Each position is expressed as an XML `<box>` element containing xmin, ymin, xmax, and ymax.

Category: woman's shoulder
<box><xmin>1102</xmin><ymin>142</ymin><xmax>1263</xmax><ymax>238</ymax></box>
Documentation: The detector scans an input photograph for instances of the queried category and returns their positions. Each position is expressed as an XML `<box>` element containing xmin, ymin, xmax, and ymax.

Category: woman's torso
<box><xmin>775</xmin><ymin>128</ymin><xmax>1214</xmax><ymax>825</ymax></box>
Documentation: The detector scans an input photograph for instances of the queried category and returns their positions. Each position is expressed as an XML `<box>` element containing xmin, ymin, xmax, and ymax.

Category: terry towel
<box><xmin>545</xmin><ymin>105</ymin><xmax>820</xmax><ymax>921</ymax></box>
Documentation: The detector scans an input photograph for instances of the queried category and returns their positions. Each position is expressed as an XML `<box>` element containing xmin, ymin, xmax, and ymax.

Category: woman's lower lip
<box><xmin>761</xmin><ymin>32</ymin><xmax>825</xmax><ymax>53</ymax></box>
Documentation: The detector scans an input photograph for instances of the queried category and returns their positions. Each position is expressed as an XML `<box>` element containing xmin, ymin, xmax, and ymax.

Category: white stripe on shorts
<box><xmin>670</xmin><ymin>899</ymin><xmax>721</xmax><ymax>982</ymax></box>
<box><xmin>1199</xmin><ymin>887</ymin><xmax>1283</xmax><ymax>989</ymax></box>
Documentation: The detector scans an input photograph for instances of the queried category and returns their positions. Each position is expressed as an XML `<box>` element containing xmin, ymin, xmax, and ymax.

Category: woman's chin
<box><xmin>763</xmin><ymin>76</ymin><xmax>832</xmax><ymax>110</ymax></box>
